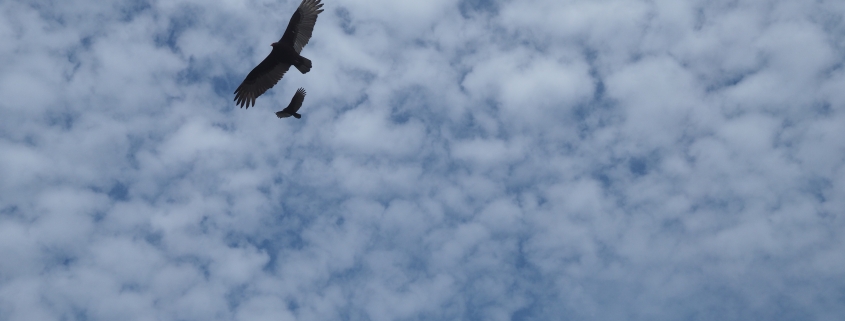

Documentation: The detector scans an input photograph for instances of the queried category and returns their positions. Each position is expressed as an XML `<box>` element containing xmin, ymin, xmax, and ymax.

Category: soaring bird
<box><xmin>276</xmin><ymin>88</ymin><xmax>307</xmax><ymax>119</ymax></box>
<box><xmin>234</xmin><ymin>0</ymin><xmax>324</xmax><ymax>108</ymax></box>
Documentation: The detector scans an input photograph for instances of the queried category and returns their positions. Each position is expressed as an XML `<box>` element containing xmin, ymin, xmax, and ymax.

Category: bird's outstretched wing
<box><xmin>279</xmin><ymin>0</ymin><xmax>324</xmax><ymax>53</ymax></box>
<box><xmin>234</xmin><ymin>58</ymin><xmax>292</xmax><ymax>108</ymax></box>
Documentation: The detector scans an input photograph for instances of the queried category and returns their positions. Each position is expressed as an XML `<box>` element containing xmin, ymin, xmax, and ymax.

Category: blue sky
<box><xmin>1</xmin><ymin>0</ymin><xmax>844</xmax><ymax>320</ymax></box>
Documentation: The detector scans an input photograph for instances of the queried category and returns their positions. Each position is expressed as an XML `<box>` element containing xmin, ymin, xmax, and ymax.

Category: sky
<box><xmin>1</xmin><ymin>0</ymin><xmax>844</xmax><ymax>320</ymax></box>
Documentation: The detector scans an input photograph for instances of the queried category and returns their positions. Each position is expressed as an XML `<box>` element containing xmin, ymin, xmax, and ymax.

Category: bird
<box><xmin>234</xmin><ymin>0</ymin><xmax>324</xmax><ymax>109</ymax></box>
<box><xmin>276</xmin><ymin>88</ymin><xmax>306</xmax><ymax>119</ymax></box>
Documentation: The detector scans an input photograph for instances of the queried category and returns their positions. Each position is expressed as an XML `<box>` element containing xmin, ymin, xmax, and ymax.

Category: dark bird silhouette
<box><xmin>234</xmin><ymin>0</ymin><xmax>324</xmax><ymax>108</ymax></box>
<box><xmin>276</xmin><ymin>88</ymin><xmax>306</xmax><ymax>119</ymax></box>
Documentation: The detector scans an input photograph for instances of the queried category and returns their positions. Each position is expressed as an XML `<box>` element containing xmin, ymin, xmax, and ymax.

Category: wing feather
<box><xmin>233</xmin><ymin>56</ymin><xmax>292</xmax><ymax>108</ymax></box>
<box><xmin>283</xmin><ymin>87</ymin><xmax>307</xmax><ymax>113</ymax></box>
<box><xmin>279</xmin><ymin>0</ymin><xmax>324</xmax><ymax>53</ymax></box>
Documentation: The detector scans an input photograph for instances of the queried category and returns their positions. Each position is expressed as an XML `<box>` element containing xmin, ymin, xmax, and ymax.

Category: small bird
<box><xmin>234</xmin><ymin>0</ymin><xmax>324</xmax><ymax>108</ymax></box>
<box><xmin>276</xmin><ymin>88</ymin><xmax>306</xmax><ymax>119</ymax></box>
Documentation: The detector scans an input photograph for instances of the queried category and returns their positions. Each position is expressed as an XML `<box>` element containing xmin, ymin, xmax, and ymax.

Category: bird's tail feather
<box><xmin>293</xmin><ymin>113</ymin><xmax>302</xmax><ymax>119</ymax></box>
<box><xmin>295</xmin><ymin>57</ymin><xmax>312</xmax><ymax>74</ymax></box>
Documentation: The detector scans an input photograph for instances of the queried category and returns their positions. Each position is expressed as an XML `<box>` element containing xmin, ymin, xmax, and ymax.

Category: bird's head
<box><xmin>271</xmin><ymin>42</ymin><xmax>279</xmax><ymax>47</ymax></box>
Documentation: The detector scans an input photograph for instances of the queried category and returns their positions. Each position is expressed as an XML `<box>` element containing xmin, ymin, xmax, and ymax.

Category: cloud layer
<box><xmin>1</xmin><ymin>0</ymin><xmax>844</xmax><ymax>320</ymax></box>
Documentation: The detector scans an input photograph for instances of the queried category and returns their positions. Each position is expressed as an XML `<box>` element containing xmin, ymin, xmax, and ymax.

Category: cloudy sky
<box><xmin>1</xmin><ymin>0</ymin><xmax>844</xmax><ymax>320</ymax></box>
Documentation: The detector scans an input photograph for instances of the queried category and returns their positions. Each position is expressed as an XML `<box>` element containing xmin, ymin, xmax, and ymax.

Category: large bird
<box><xmin>234</xmin><ymin>0</ymin><xmax>324</xmax><ymax>108</ymax></box>
<box><xmin>276</xmin><ymin>88</ymin><xmax>306</xmax><ymax>119</ymax></box>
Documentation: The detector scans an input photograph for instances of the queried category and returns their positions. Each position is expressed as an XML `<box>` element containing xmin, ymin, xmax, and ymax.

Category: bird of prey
<box><xmin>276</xmin><ymin>88</ymin><xmax>306</xmax><ymax>119</ymax></box>
<box><xmin>234</xmin><ymin>0</ymin><xmax>324</xmax><ymax>108</ymax></box>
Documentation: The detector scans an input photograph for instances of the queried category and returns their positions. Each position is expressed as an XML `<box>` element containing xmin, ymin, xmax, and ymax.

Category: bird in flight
<box><xmin>276</xmin><ymin>88</ymin><xmax>307</xmax><ymax>119</ymax></box>
<box><xmin>234</xmin><ymin>0</ymin><xmax>324</xmax><ymax>108</ymax></box>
